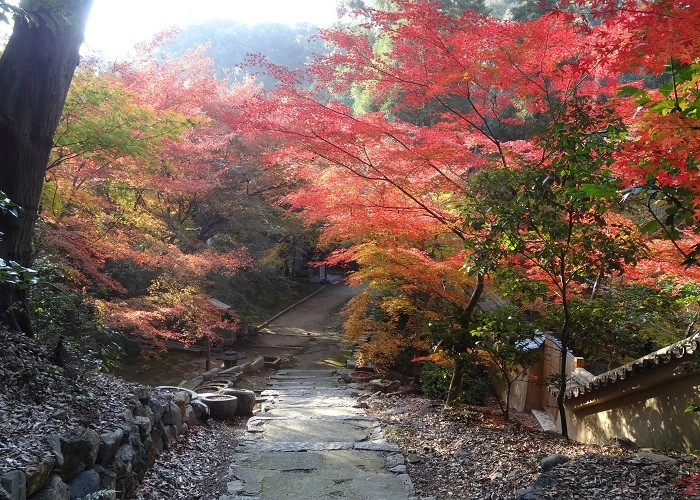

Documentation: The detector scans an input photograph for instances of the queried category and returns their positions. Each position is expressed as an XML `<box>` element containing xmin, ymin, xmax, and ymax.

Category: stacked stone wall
<box><xmin>1</xmin><ymin>388</ymin><xmax>199</xmax><ymax>500</ymax></box>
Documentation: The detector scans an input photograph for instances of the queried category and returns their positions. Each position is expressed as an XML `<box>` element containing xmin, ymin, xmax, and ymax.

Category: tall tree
<box><xmin>238</xmin><ymin>2</ymin><xmax>639</xmax><ymax>414</ymax></box>
<box><xmin>0</xmin><ymin>0</ymin><xmax>94</xmax><ymax>334</ymax></box>
<box><xmin>585</xmin><ymin>1</ymin><xmax>700</xmax><ymax>265</ymax></box>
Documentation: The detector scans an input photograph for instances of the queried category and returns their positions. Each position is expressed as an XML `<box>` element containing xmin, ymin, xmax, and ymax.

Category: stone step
<box><xmin>261</xmin><ymin>387</ymin><xmax>362</xmax><ymax>397</ymax></box>
<box><xmin>274</xmin><ymin>369</ymin><xmax>340</xmax><ymax>377</ymax></box>
<box><xmin>224</xmin><ymin>446</ymin><xmax>411</xmax><ymax>499</ymax></box>
<box><xmin>220</xmin><ymin>367</ymin><xmax>413</xmax><ymax>500</ymax></box>
<box><xmin>267</xmin><ymin>380</ymin><xmax>344</xmax><ymax>387</ymax></box>
<box><xmin>260</xmin><ymin>407</ymin><xmax>365</xmax><ymax>418</ymax></box>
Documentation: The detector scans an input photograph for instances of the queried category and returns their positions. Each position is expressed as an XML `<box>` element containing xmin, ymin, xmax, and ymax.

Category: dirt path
<box><xmin>255</xmin><ymin>283</ymin><xmax>358</xmax><ymax>370</ymax></box>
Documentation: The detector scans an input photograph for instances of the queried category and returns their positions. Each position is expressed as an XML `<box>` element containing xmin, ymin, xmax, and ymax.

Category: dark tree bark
<box><xmin>0</xmin><ymin>0</ymin><xmax>94</xmax><ymax>334</ymax></box>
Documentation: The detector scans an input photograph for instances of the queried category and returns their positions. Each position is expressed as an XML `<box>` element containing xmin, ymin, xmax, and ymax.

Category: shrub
<box><xmin>461</xmin><ymin>362</ymin><xmax>490</xmax><ymax>406</ymax></box>
<box><xmin>421</xmin><ymin>361</ymin><xmax>452</xmax><ymax>399</ymax></box>
<box><xmin>420</xmin><ymin>361</ymin><xmax>490</xmax><ymax>405</ymax></box>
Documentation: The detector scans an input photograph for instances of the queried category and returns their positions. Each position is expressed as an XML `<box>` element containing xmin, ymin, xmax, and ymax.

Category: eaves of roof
<box><xmin>553</xmin><ymin>331</ymin><xmax>700</xmax><ymax>400</ymax></box>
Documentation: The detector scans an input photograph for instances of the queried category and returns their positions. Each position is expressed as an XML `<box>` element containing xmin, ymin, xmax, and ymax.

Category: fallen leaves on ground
<box><xmin>134</xmin><ymin>420</ymin><xmax>245</xmax><ymax>500</ymax></box>
<box><xmin>366</xmin><ymin>393</ymin><xmax>700</xmax><ymax>499</ymax></box>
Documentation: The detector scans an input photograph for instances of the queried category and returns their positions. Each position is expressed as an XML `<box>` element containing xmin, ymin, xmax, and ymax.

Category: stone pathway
<box><xmin>220</xmin><ymin>369</ymin><xmax>415</xmax><ymax>499</ymax></box>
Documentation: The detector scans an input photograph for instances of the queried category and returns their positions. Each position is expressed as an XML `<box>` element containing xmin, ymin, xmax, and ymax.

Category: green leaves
<box><xmin>0</xmin><ymin>259</ymin><xmax>39</xmax><ymax>289</ymax></box>
<box><xmin>684</xmin><ymin>402</ymin><xmax>700</xmax><ymax>413</ymax></box>
<box><xmin>619</xmin><ymin>61</ymin><xmax>700</xmax><ymax>118</ymax></box>
<box><xmin>0</xmin><ymin>192</ymin><xmax>39</xmax><ymax>288</ymax></box>
<box><xmin>0</xmin><ymin>190</ymin><xmax>20</xmax><ymax>218</ymax></box>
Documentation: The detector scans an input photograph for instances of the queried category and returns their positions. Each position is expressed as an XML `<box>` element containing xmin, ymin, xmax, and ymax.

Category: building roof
<box><xmin>559</xmin><ymin>331</ymin><xmax>700</xmax><ymax>400</ymax></box>
<box><xmin>207</xmin><ymin>298</ymin><xmax>231</xmax><ymax>309</ymax></box>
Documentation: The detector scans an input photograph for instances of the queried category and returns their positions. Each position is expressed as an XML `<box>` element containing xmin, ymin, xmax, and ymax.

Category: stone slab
<box><xmin>220</xmin><ymin>361</ymin><xmax>414</xmax><ymax>500</ymax></box>
<box><xmin>256</xmin><ymin>417</ymin><xmax>378</xmax><ymax>443</ymax></box>
<box><xmin>227</xmin><ymin>449</ymin><xmax>414</xmax><ymax>500</ymax></box>
<box><xmin>264</xmin><ymin>407</ymin><xmax>365</xmax><ymax>418</ymax></box>
<box><xmin>266</xmin><ymin>380</ymin><xmax>343</xmax><ymax>388</ymax></box>
<box><xmin>275</xmin><ymin>370</ymin><xmax>338</xmax><ymax>377</ymax></box>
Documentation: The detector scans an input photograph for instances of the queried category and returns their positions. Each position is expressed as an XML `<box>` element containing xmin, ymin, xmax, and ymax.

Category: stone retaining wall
<box><xmin>1</xmin><ymin>387</ymin><xmax>199</xmax><ymax>500</ymax></box>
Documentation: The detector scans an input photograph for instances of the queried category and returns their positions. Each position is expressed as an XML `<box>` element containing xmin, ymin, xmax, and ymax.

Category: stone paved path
<box><xmin>220</xmin><ymin>369</ymin><xmax>415</xmax><ymax>499</ymax></box>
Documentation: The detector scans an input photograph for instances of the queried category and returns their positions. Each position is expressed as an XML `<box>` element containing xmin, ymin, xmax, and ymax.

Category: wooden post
<box><xmin>205</xmin><ymin>334</ymin><xmax>211</xmax><ymax>371</ymax></box>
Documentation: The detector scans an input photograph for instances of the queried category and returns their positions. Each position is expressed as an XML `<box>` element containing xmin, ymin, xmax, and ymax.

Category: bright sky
<box><xmin>84</xmin><ymin>0</ymin><xmax>339</xmax><ymax>57</ymax></box>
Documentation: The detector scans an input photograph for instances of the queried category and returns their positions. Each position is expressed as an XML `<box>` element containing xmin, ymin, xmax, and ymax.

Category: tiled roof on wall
<box><xmin>558</xmin><ymin>331</ymin><xmax>700</xmax><ymax>400</ymax></box>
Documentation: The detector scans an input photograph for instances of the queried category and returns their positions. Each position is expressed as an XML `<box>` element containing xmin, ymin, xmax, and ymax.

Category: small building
<box><xmin>494</xmin><ymin>332</ymin><xmax>700</xmax><ymax>451</ymax></box>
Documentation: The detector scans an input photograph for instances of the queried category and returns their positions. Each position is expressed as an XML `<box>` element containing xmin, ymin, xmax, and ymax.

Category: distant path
<box><xmin>220</xmin><ymin>284</ymin><xmax>417</xmax><ymax>499</ymax></box>
<box><xmin>260</xmin><ymin>283</ymin><xmax>357</xmax><ymax>337</ymax></box>
<box><xmin>253</xmin><ymin>283</ymin><xmax>359</xmax><ymax>370</ymax></box>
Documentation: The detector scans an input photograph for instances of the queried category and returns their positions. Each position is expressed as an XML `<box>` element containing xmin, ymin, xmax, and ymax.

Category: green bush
<box><xmin>421</xmin><ymin>361</ymin><xmax>452</xmax><ymax>399</ymax></box>
<box><xmin>420</xmin><ymin>361</ymin><xmax>491</xmax><ymax>405</ymax></box>
<box><xmin>462</xmin><ymin>362</ymin><xmax>490</xmax><ymax>406</ymax></box>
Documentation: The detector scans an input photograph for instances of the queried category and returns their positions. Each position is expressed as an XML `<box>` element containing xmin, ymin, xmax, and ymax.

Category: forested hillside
<box><xmin>0</xmin><ymin>0</ymin><xmax>698</xmax><ymax>435</ymax></box>
<box><xmin>229</xmin><ymin>0</ymin><xmax>700</xmax><ymax>433</ymax></box>
<box><xmin>166</xmin><ymin>20</ymin><xmax>326</xmax><ymax>88</ymax></box>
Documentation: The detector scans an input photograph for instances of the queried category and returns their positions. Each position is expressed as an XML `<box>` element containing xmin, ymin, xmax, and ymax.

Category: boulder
<box><xmin>59</xmin><ymin>428</ymin><xmax>100</xmax><ymax>483</ymax></box>
<box><xmin>30</xmin><ymin>474</ymin><xmax>69</xmax><ymax>500</ymax></box>
<box><xmin>164</xmin><ymin>424</ymin><xmax>178</xmax><ymax>445</ymax></box>
<box><xmin>609</xmin><ymin>436</ymin><xmax>638</xmax><ymax>450</ymax></box>
<box><xmin>147</xmin><ymin>394</ymin><xmax>169</xmax><ymax>423</ymax></box>
<box><xmin>115</xmin><ymin>472</ymin><xmax>138</xmax><ymax>500</ymax></box>
<box><xmin>201</xmin><ymin>367</ymin><xmax>220</xmax><ymax>381</ymax></box>
<box><xmin>134</xmin><ymin>416</ymin><xmax>153</xmax><ymax>441</ymax></box>
<box><xmin>369</xmin><ymin>379</ymin><xmax>401</xmax><ymax>393</ymax></box>
<box><xmin>162</xmin><ymin>402</ymin><xmax>183</xmax><ymax>432</ymax></box>
<box><xmin>0</xmin><ymin>470</ymin><xmax>25</xmax><ymax>500</ymax></box>
<box><xmin>131</xmin><ymin>387</ymin><xmax>151</xmax><ymax>405</ymax></box>
<box><xmin>121</xmin><ymin>409</ymin><xmax>135</xmax><ymax>439</ymax></box>
<box><xmin>25</xmin><ymin>455</ymin><xmax>55</xmax><ymax>496</ymax></box>
<box><xmin>96</xmin><ymin>429</ymin><xmax>124</xmax><ymax>466</ymax></box>
<box><xmin>155</xmin><ymin>420</ymin><xmax>169</xmax><ymax>450</ymax></box>
<box><xmin>133</xmin><ymin>402</ymin><xmax>155</xmax><ymax>427</ymax></box>
<box><xmin>183</xmin><ymin>405</ymin><xmax>198</xmax><ymax>427</ymax></box>
<box><xmin>515</xmin><ymin>488</ymin><xmax>547</xmax><ymax>500</ymax></box>
<box><xmin>129</xmin><ymin>426</ymin><xmax>147</xmax><ymax>480</ymax></box>
<box><xmin>92</xmin><ymin>465</ymin><xmax>116</xmax><ymax>500</ymax></box>
<box><xmin>68</xmin><ymin>469</ymin><xmax>100</xmax><ymax>500</ymax></box>
<box><xmin>191</xmin><ymin>399</ymin><xmax>211</xmax><ymax>423</ymax></box>
<box><xmin>172</xmin><ymin>391</ymin><xmax>191</xmax><ymax>414</ymax></box>
<box><xmin>630</xmin><ymin>452</ymin><xmax>678</xmax><ymax>465</ymax></box>
<box><xmin>111</xmin><ymin>444</ymin><xmax>133</xmax><ymax>477</ymax></box>
<box><xmin>45</xmin><ymin>435</ymin><xmax>64</xmax><ymax>469</ymax></box>
<box><xmin>540</xmin><ymin>453</ymin><xmax>569</xmax><ymax>472</ymax></box>
<box><xmin>199</xmin><ymin>394</ymin><xmax>238</xmax><ymax>420</ymax></box>
<box><xmin>533</xmin><ymin>473</ymin><xmax>558</xmax><ymax>488</ymax></box>
<box><xmin>150</xmin><ymin>427</ymin><xmax>165</xmax><ymax>458</ymax></box>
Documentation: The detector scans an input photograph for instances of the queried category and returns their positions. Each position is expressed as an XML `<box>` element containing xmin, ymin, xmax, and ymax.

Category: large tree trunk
<box><xmin>0</xmin><ymin>0</ymin><xmax>94</xmax><ymax>334</ymax></box>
